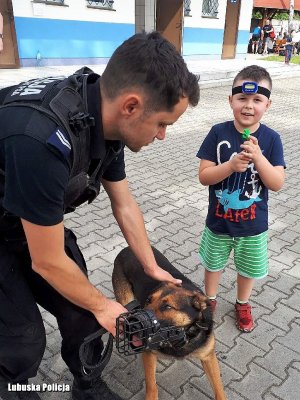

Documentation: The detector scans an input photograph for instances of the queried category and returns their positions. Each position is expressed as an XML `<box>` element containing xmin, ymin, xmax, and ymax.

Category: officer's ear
<box><xmin>121</xmin><ymin>93</ymin><xmax>143</xmax><ymax>117</ymax></box>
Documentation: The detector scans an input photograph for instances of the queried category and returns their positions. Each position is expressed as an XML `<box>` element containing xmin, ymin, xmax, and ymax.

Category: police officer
<box><xmin>0</xmin><ymin>32</ymin><xmax>200</xmax><ymax>400</ymax></box>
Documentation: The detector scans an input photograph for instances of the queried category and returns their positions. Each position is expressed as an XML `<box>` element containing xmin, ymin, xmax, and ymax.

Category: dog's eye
<box><xmin>145</xmin><ymin>297</ymin><xmax>151</xmax><ymax>304</ymax></box>
<box><xmin>161</xmin><ymin>304</ymin><xmax>172</xmax><ymax>311</ymax></box>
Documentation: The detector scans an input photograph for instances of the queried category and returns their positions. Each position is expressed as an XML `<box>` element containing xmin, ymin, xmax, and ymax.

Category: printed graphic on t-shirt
<box><xmin>214</xmin><ymin>141</ymin><xmax>262</xmax><ymax>222</ymax></box>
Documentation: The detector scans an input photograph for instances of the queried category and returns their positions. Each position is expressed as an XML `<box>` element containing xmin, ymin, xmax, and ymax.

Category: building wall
<box><xmin>10</xmin><ymin>0</ymin><xmax>253</xmax><ymax>66</ymax></box>
<box><xmin>183</xmin><ymin>0</ymin><xmax>253</xmax><ymax>59</ymax></box>
<box><xmin>236</xmin><ymin>0</ymin><xmax>254</xmax><ymax>58</ymax></box>
<box><xmin>11</xmin><ymin>0</ymin><xmax>135</xmax><ymax>66</ymax></box>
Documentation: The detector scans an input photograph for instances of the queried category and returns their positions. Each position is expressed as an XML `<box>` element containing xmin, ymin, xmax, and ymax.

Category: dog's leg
<box><xmin>201</xmin><ymin>351</ymin><xmax>226</xmax><ymax>400</ymax></box>
<box><xmin>142</xmin><ymin>351</ymin><xmax>158</xmax><ymax>400</ymax></box>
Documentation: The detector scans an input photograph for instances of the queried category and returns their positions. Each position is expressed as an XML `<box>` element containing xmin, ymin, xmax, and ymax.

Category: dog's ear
<box><xmin>192</xmin><ymin>292</ymin><xmax>208</xmax><ymax>311</ymax></box>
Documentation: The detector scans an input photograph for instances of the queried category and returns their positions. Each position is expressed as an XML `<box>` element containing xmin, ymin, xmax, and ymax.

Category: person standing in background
<box><xmin>251</xmin><ymin>23</ymin><xmax>261</xmax><ymax>54</ymax></box>
<box><xmin>262</xmin><ymin>19</ymin><xmax>275</xmax><ymax>55</ymax></box>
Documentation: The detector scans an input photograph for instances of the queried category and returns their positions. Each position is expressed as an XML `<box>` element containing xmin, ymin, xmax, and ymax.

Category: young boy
<box><xmin>196</xmin><ymin>65</ymin><xmax>285</xmax><ymax>332</ymax></box>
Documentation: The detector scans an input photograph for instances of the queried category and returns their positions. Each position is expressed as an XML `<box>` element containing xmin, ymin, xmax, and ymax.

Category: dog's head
<box><xmin>143</xmin><ymin>282</ymin><xmax>212</xmax><ymax>330</ymax></box>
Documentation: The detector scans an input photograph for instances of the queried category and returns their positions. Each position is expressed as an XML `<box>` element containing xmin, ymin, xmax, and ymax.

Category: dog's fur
<box><xmin>112</xmin><ymin>246</ymin><xmax>226</xmax><ymax>400</ymax></box>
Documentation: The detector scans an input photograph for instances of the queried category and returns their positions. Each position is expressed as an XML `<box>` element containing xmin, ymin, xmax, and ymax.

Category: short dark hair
<box><xmin>101</xmin><ymin>31</ymin><xmax>200</xmax><ymax>111</ymax></box>
<box><xmin>232</xmin><ymin>65</ymin><xmax>272</xmax><ymax>90</ymax></box>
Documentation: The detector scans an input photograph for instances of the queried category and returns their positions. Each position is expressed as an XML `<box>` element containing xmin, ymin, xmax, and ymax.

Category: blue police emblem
<box><xmin>47</xmin><ymin>128</ymin><xmax>71</xmax><ymax>158</ymax></box>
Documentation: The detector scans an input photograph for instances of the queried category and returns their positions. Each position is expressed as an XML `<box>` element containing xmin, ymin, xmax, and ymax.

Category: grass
<box><xmin>259</xmin><ymin>54</ymin><xmax>300</xmax><ymax>64</ymax></box>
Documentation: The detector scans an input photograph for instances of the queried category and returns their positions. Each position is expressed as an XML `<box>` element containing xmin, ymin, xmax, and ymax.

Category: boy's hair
<box><xmin>101</xmin><ymin>31</ymin><xmax>200</xmax><ymax>112</ymax></box>
<box><xmin>232</xmin><ymin>65</ymin><xmax>272</xmax><ymax>90</ymax></box>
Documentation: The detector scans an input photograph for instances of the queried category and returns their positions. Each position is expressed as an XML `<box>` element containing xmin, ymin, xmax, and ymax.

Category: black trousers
<box><xmin>0</xmin><ymin>228</ymin><xmax>101</xmax><ymax>383</ymax></box>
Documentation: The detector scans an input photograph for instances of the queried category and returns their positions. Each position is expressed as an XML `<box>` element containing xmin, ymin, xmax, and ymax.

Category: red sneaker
<box><xmin>209</xmin><ymin>299</ymin><xmax>217</xmax><ymax>313</ymax></box>
<box><xmin>235</xmin><ymin>302</ymin><xmax>254</xmax><ymax>332</ymax></box>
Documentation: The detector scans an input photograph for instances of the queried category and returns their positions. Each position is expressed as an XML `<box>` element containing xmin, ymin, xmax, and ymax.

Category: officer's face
<box><xmin>120</xmin><ymin>96</ymin><xmax>189</xmax><ymax>152</ymax></box>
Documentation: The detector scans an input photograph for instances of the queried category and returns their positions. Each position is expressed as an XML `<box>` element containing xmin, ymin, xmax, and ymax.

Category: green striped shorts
<box><xmin>199</xmin><ymin>226</ymin><xmax>268</xmax><ymax>279</ymax></box>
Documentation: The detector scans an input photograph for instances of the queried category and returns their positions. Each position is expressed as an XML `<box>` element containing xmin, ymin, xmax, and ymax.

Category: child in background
<box><xmin>284</xmin><ymin>34</ymin><xmax>294</xmax><ymax>65</ymax></box>
<box><xmin>197</xmin><ymin>65</ymin><xmax>285</xmax><ymax>332</ymax></box>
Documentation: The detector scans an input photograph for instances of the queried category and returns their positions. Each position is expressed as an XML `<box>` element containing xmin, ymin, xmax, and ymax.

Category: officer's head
<box><xmin>100</xmin><ymin>32</ymin><xmax>199</xmax><ymax>152</ymax></box>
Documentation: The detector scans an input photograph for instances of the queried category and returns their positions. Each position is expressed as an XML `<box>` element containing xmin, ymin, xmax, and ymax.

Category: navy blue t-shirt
<box><xmin>197</xmin><ymin>121</ymin><xmax>285</xmax><ymax>237</ymax></box>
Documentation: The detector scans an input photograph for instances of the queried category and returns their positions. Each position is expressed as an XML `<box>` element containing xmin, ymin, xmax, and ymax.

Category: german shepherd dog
<box><xmin>112</xmin><ymin>246</ymin><xmax>226</xmax><ymax>400</ymax></box>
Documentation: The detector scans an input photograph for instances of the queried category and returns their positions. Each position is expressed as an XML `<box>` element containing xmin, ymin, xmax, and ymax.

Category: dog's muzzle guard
<box><xmin>79</xmin><ymin>299</ymin><xmax>211</xmax><ymax>367</ymax></box>
<box><xmin>115</xmin><ymin>307</ymin><xmax>188</xmax><ymax>355</ymax></box>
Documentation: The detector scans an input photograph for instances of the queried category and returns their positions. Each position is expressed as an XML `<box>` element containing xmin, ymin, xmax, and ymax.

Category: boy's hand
<box><xmin>230</xmin><ymin>153</ymin><xmax>250</xmax><ymax>173</ymax></box>
<box><xmin>240</xmin><ymin>136</ymin><xmax>262</xmax><ymax>163</ymax></box>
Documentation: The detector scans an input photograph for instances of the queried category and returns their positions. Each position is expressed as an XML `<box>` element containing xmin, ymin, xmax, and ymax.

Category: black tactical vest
<box><xmin>0</xmin><ymin>67</ymin><xmax>104</xmax><ymax>213</ymax></box>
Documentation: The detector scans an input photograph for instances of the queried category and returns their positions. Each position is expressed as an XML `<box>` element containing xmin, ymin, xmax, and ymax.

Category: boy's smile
<box><xmin>229</xmin><ymin>79</ymin><xmax>272</xmax><ymax>133</ymax></box>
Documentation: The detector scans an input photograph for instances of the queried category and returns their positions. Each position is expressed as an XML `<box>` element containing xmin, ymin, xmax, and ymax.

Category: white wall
<box><xmin>184</xmin><ymin>0</ymin><xmax>253</xmax><ymax>31</ymax></box>
<box><xmin>238</xmin><ymin>0</ymin><xmax>253</xmax><ymax>31</ymax></box>
<box><xmin>184</xmin><ymin>0</ymin><xmax>226</xmax><ymax>29</ymax></box>
<box><xmin>11</xmin><ymin>0</ymin><xmax>135</xmax><ymax>23</ymax></box>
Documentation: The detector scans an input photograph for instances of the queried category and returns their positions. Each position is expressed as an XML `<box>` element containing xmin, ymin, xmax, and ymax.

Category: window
<box><xmin>202</xmin><ymin>0</ymin><xmax>219</xmax><ymax>18</ymax></box>
<box><xmin>86</xmin><ymin>0</ymin><xmax>115</xmax><ymax>9</ymax></box>
<box><xmin>184</xmin><ymin>0</ymin><xmax>192</xmax><ymax>17</ymax></box>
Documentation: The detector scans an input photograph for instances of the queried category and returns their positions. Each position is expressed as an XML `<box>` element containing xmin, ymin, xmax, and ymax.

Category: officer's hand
<box><xmin>143</xmin><ymin>265</ymin><xmax>182</xmax><ymax>286</ymax></box>
<box><xmin>94</xmin><ymin>298</ymin><xmax>128</xmax><ymax>337</ymax></box>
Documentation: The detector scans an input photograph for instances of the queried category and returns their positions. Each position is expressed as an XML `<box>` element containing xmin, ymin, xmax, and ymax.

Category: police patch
<box><xmin>4</xmin><ymin>76</ymin><xmax>65</xmax><ymax>103</ymax></box>
<box><xmin>47</xmin><ymin>128</ymin><xmax>72</xmax><ymax>158</ymax></box>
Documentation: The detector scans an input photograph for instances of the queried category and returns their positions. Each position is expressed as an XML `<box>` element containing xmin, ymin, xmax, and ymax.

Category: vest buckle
<box><xmin>69</xmin><ymin>112</ymin><xmax>95</xmax><ymax>136</ymax></box>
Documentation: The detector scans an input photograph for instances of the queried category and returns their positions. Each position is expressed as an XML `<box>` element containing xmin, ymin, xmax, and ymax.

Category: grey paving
<box><xmin>1</xmin><ymin>56</ymin><xmax>300</xmax><ymax>399</ymax></box>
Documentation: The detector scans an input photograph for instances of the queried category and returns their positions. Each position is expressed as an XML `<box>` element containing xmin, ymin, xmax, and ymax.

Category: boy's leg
<box><xmin>236</xmin><ymin>274</ymin><xmax>254</xmax><ymax>302</ymax></box>
<box><xmin>199</xmin><ymin>227</ymin><xmax>232</xmax><ymax>311</ymax></box>
<box><xmin>233</xmin><ymin>231</ymin><xmax>268</xmax><ymax>332</ymax></box>
<box><xmin>205</xmin><ymin>269</ymin><xmax>223</xmax><ymax>298</ymax></box>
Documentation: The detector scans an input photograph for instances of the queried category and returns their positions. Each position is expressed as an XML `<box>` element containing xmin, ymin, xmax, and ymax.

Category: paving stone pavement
<box><xmin>1</xmin><ymin>61</ymin><xmax>300</xmax><ymax>399</ymax></box>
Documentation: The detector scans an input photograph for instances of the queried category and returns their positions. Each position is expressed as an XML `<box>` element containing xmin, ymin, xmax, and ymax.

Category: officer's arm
<box><xmin>21</xmin><ymin>219</ymin><xmax>126</xmax><ymax>335</ymax></box>
<box><xmin>102</xmin><ymin>178</ymin><xmax>182</xmax><ymax>285</ymax></box>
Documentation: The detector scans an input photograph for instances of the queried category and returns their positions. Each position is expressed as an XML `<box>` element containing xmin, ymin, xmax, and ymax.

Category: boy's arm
<box><xmin>199</xmin><ymin>155</ymin><xmax>249</xmax><ymax>186</ymax></box>
<box><xmin>241</xmin><ymin>137</ymin><xmax>285</xmax><ymax>192</ymax></box>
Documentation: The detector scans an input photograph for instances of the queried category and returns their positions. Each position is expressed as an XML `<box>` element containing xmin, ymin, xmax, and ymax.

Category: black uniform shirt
<box><xmin>0</xmin><ymin>77</ymin><xmax>125</xmax><ymax>226</ymax></box>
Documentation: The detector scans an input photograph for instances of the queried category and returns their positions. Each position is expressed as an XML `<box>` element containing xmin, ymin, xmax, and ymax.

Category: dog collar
<box><xmin>232</xmin><ymin>81</ymin><xmax>271</xmax><ymax>98</ymax></box>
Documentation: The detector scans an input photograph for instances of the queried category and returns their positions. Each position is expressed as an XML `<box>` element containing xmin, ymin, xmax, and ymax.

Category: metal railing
<box><xmin>86</xmin><ymin>0</ymin><xmax>114</xmax><ymax>8</ymax></box>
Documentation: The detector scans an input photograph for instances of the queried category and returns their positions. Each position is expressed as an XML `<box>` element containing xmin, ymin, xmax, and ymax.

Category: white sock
<box><xmin>236</xmin><ymin>299</ymin><xmax>248</xmax><ymax>305</ymax></box>
<box><xmin>207</xmin><ymin>295</ymin><xmax>217</xmax><ymax>301</ymax></box>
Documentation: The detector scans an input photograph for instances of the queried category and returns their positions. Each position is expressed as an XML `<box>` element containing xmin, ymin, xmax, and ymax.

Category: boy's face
<box><xmin>229</xmin><ymin>79</ymin><xmax>272</xmax><ymax>133</ymax></box>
